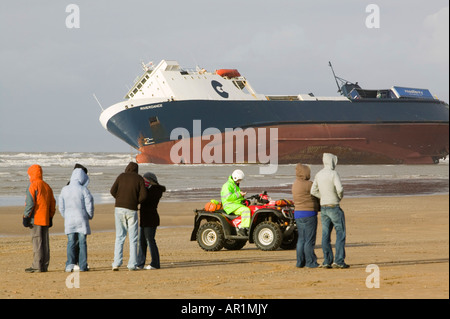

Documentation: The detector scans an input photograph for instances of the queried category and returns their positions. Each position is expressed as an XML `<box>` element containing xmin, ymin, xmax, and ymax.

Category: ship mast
<box><xmin>328</xmin><ymin>61</ymin><xmax>342</xmax><ymax>94</ymax></box>
<box><xmin>328</xmin><ymin>61</ymin><xmax>361</xmax><ymax>97</ymax></box>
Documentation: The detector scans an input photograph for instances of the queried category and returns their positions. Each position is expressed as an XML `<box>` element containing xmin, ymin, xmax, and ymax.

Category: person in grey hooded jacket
<box><xmin>311</xmin><ymin>153</ymin><xmax>349</xmax><ymax>269</ymax></box>
<box><xmin>59</xmin><ymin>168</ymin><xmax>94</xmax><ymax>272</ymax></box>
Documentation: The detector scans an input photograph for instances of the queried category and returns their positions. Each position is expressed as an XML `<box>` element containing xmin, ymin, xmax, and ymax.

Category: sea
<box><xmin>0</xmin><ymin>152</ymin><xmax>448</xmax><ymax>207</ymax></box>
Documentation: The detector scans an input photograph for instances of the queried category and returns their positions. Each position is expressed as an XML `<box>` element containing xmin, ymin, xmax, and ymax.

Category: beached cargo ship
<box><xmin>99</xmin><ymin>60</ymin><xmax>449</xmax><ymax>164</ymax></box>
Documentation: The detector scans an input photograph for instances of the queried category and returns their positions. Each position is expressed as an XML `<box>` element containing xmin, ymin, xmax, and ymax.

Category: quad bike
<box><xmin>191</xmin><ymin>192</ymin><xmax>298</xmax><ymax>251</ymax></box>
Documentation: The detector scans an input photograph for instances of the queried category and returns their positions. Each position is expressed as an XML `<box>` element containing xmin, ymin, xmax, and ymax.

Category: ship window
<box><xmin>133</xmin><ymin>88</ymin><xmax>138</xmax><ymax>94</ymax></box>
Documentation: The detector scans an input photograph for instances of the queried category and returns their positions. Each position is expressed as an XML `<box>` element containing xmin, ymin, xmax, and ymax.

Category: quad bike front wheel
<box><xmin>253</xmin><ymin>221</ymin><xmax>283</xmax><ymax>251</ymax></box>
<box><xmin>197</xmin><ymin>221</ymin><xmax>225</xmax><ymax>251</ymax></box>
<box><xmin>280</xmin><ymin>229</ymin><xmax>298</xmax><ymax>250</ymax></box>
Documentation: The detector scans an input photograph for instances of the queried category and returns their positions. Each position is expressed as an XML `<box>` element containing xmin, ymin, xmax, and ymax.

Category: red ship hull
<box><xmin>136</xmin><ymin>123</ymin><xmax>449</xmax><ymax>164</ymax></box>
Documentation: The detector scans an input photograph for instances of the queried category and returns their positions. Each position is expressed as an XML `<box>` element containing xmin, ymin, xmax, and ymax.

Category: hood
<box><xmin>70</xmin><ymin>168</ymin><xmax>90</xmax><ymax>187</ymax></box>
<box><xmin>27</xmin><ymin>164</ymin><xmax>43</xmax><ymax>182</ymax></box>
<box><xmin>227</xmin><ymin>175</ymin><xmax>240</xmax><ymax>187</ymax></box>
<box><xmin>143</xmin><ymin>172</ymin><xmax>158</xmax><ymax>184</ymax></box>
<box><xmin>125</xmin><ymin>162</ymin><xmax>139</xmax><ymax>174</ymax></box>
<box><xmin>73</xmin><ymin>163</ymin><xmax>88</xmax><ymax>174</ymax></box>
<box><xmin>295</xmin><ymin>163</ymin><xmax>311</xmax><ymax>180</ymax></box>
<box><xmin>323</xmin><ymin>153</ymin><xmax>338</xmax><ymax>170</ymax></box>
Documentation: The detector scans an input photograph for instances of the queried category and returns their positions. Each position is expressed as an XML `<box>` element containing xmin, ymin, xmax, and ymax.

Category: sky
<box><xmin>0</xmin><ymin>0</ymin><xmax>448</xmax><ymax>153</ymax></box>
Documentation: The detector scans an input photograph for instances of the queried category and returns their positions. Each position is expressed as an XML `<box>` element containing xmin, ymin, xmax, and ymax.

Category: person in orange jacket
<box><xmin>23</xmin><ymin>164</ymin><xmax>56</xmax><ymax>273</ymax></box>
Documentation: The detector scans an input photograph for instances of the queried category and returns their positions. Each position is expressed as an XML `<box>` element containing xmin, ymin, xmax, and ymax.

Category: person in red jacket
<box><xmin>23</xmin><ymin>164</ymin><xmax>56</xmax><ymax>273</ymax></box>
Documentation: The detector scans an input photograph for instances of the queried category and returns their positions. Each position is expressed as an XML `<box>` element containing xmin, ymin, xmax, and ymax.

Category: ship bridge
<box><xmin>124</xmin><ymin>60</ymin><xmax>266</xmax><ymax>102</ymax></box>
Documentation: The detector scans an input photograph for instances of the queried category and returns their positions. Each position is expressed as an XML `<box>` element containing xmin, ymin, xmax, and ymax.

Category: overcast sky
<box><xmin>0</xmin><ymin>0</ymin><xmax>448</xmax><ymax>153</ymax></box>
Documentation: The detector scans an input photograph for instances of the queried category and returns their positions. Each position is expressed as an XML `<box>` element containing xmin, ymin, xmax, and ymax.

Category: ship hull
<box><xmin>102</xmin><ymin>99</ymin><xmax>449</xmax><ymax>165</ymax></box>
<box><xmin>135</xmin><ymin>122</ymin><xmax>449</xmax><ymax>164</ymax></box>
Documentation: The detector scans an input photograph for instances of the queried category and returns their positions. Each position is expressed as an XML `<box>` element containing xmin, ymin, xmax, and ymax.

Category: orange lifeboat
<box><xmin>216</xmin><ymin>69</ymin><xmax>241</xmax><ymax>78</ymax></box>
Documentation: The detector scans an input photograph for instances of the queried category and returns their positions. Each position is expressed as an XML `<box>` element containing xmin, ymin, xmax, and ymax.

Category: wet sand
<box><xmin>0</xmin><ymin>195</ymin><xmax>448</xmax><ymax>299</ymax></box>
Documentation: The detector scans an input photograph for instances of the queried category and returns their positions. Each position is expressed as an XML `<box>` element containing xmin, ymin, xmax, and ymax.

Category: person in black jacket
<box><xmin>110</xmin><ymin>162</ymin><xmax>147</xmax><ymax>271</ymax></box>
<box><xmin>137</xmin><ymin>172</ymin><xmax>166</xmax><ymax>270</ymax></box>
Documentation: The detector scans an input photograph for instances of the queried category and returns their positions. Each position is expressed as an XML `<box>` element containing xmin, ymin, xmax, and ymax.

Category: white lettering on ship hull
<box><xmin>140</xmin><ymin>104</ymin><xmax>163</xmax><ymax>110</ymax></box>
<box><xmin>170</xmin><ymin>120</ymin><xmax>278</xmax><ymax>174</ymax></box>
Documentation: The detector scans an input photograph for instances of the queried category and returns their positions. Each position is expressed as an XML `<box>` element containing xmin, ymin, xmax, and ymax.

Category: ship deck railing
<box><xmin>266</xmin><ymin>95</ymin><xmax>349</xmax><ymax>101</ymax></box>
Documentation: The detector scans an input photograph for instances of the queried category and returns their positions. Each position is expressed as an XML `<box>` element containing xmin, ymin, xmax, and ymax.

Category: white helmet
<box><xmin>231</xmin><ymin>169</ymin><xmax>245</xmax><ymax>182</ymax></box>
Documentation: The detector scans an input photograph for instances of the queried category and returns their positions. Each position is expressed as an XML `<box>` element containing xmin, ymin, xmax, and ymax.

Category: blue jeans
<box><xmin>66</xmin><ymin>233</ymin><xmax>87</xmax><ymax>271</ymax></box>
<box><xmin>113</xmin><ymin>207</ymin><xmax>138</xmax><ymax>269</ymax></box>
<box><xmin>137</xmin><ymin>227</ymin><xmax>160</xmax><ymax>269</ymax></box>
<box><xmin>295</xmin><ymin>215</ymin><xmax>319</xmax><ymax>268</ymax></box>
<box><xmin>321</xmin><ymin>206</ymin><xmax>346</xmax><ymax>265</ymax></box>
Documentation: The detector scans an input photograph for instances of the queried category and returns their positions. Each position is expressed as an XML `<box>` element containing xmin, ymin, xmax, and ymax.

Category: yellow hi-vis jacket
<box><xmin>220</xmin><ymin>176</ymin><xmax>245</xmax><ymax>214</ymax></box>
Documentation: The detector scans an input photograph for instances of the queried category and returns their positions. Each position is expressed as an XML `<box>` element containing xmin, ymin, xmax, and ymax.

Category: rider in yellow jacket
<box><xmin>221</xmin><ymin>170</ymin><xmax>251</xmax><ymax>235</ymax></box>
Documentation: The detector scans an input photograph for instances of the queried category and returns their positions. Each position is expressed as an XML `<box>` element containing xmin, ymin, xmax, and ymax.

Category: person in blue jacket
<box><xmin>59</xmin><ymin>168</ymin><xmax>94</xmax><ymax>272</ymax></box>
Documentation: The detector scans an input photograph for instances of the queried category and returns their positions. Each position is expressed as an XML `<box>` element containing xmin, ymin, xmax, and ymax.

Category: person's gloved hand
<box><xmin>49</xmin><ymin>218</ymin><xmax>53</xmax><ymax>228</ymax></box>
<box><xmin>23</xmin><ymin>217</ymin><xmax>32</xmax><ymax>228</ymax></box>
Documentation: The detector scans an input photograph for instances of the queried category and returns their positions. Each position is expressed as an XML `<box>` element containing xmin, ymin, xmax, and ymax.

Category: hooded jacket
<box><xmin>291</xmin><ymin>164</ymin><xmax>320</xmax><ymax>212</ymax></box>
<box><xmin>24</xmin><ymin>164</ymin><xmax>56</xmax><ymax>226</ymax></box>
<box><xmin>221</xmin><ymin>176</ymin><xmax>246</xmax><ymax>214</ymax></box>
<box><xmin>59</xmin><ymin>168</ymin><xmax>94</xmax><ymax>235</ymax></box>
<box><xmin>110</xmin><ymin>162</ymin><xmax>147</xmax><ymax>210</ymax></box>
<box><xmin>139</xmin><ymin>183</ymin><xmax>166</xmax><ymax>227</ymax></box>
<box><xmin>311</xmin><ymin>153</ymin><xmax>344</xmax><ymax>206</ymax></box>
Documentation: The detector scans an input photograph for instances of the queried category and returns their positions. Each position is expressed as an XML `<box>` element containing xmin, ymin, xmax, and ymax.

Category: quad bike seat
<box><xmin>221</xmin><ymin>213</ymin><xmax>240</xmax><ymax>220</ymax></box>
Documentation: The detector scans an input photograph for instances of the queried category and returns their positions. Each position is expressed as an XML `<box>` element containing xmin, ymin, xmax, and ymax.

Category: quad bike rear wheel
<box><xmin>197</xmin><ymin>221</ymin><xmax>225</xmax><ymax>251</ymax></box>
<box><xmin>253</xmin><ymin>221</ymin><xmax>283</xmax><ymax>251</ymax></box>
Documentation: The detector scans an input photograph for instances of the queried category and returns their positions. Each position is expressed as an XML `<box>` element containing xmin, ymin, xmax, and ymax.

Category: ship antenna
<box><xmin>141</xmin><ymin>61</ymin><xmax>153</xmax><ymax>72</ymax></box>
<box><xmin>93</xmin><ymin>93</ymin><xmax>104</xmax><ymax>111</ymax></box>
<box><xmin>328</xmin><ymin>61</ymin><xmax>342</xmax><ymax>94</ymax></box>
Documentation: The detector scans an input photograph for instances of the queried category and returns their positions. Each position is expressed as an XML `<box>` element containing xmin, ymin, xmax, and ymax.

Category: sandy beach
<box><xmin>0</xmin><ymin>195</ymin><xmax>448</xmax><ymax>299</ymax></box>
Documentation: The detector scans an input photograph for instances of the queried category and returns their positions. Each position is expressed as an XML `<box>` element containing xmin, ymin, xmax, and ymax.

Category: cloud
<box><xmin>420</xmin><ymin>6</ymin><xmax>449</xmax><ymax>66</ymax></box>
<box><xmin>221</xmin><ymin>24</ymin><xmax>309</xmax><ymax>64</ymax></box>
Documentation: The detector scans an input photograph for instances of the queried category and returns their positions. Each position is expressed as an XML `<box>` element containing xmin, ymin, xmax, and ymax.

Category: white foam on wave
<box><xmin>0</xmin><ymin>152</ymin><xmax>136</xmax><ymax>168</ymax></box>
<box><xmin>0</xmin><ymin>152</ymin><xmax>448</xmax><ymax>207</ymax></box>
